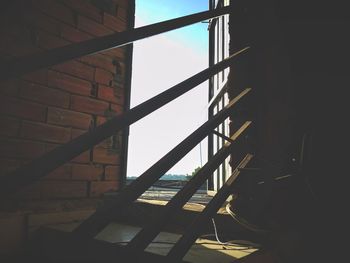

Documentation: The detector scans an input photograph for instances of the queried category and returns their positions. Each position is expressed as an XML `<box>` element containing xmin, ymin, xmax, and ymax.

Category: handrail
<box><xmin>125</xmin><ymin>121</ymin><xmax>252</xmax><ymax>253</ymax></box>
<box><xmin>0</xmin><ymin>6</ymin><xmax>233</xmax><ymax>81</ymax></box>
<box><xmin>167</xmin><ymin>154</ymin><xmax>254</xmax><ymax>260</ymax></box>
<box><xmin>73</xmin><ymin>88</ymin><xmax>251</xmax><ymax>238</ymax></box>
<box><xmin>0</xmin><ymin>47</ymin><xmax>250</xmax><ymax>198</ymax></box>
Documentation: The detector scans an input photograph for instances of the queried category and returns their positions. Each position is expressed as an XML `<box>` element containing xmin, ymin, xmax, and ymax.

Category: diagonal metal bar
<box><xmin>0</xmin><ymin>48</ymin><xmax>250</xmax><ymax>198</ymax></box>
<box><xmin>124</xmin><ymin>121</ymin><xmax>252</xmax><ymax>254</ymax></box>
<box><xmin>0</xmin><ymin>6</ymin><xmax>233</xmax><ymax>81</ymax></box>
<box><xmin>166</xmin><ymin>154</ymin><xmax>254</xmax><ymax>261</ymax></box>
<box><xmin>212</xmin><ymin>129</ymin><xmax>236</xmax><ymax>143</ymax></box>
<box><xmin>72</xmin><ymin>89</ymin><xmax>251</xmax><ymax>238</ymax></box>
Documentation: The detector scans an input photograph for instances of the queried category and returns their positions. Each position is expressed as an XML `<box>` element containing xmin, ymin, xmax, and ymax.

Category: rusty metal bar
<box><xmin>0</xmin><ymin>48</ymin><xmax>250</xmax><ymax>198</ymax></box>
<box><xmin>166</xmin><ymin>154</ymin><xmax>254</xmax><ymax>260</ymax></box>
<box><xmin>0</xmin><ymin>6</ymin><xmax>233</xmax><ymax>81</ymax></box>
<box><xmin>125</xmin><ymin>121</ymin><xmax>252</xmax><ymax>253</ymax></box>
<box><xmin>73</xmin><ymin>89</ymin><xmax>251</xmax><ymax>238</ymax></box>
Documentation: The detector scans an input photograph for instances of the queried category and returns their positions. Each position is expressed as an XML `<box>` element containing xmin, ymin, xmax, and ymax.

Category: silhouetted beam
<box><xmin>0</xmin><ymin>48</ymin><xmax>250</xmax><ymax>198</ymax></box>
<box><xmin>0</xmin><ymin>6</ymin><xmax>233</xmax><ymax>81</ymax></box>
<box><xmin>73</xmin><ymin>88</ymin><xmax>251</xmax><ymax>238</ymax></box>
<box><xmin>167</xmin><ymin>154</ymin><xmax>254</xmax><ymax>260</ymax></box>
<box><xmin>125</xmin><ymin>121</ymin><xmax>252</xmax><ymax>254</ymax></box>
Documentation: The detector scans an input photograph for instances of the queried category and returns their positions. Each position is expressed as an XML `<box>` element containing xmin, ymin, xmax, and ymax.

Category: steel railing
<box><xmin>0</xmin><ymin>47</ymin><xmax>250</xmax><ymax>197</ymax></box>
<box><xmin>0</xmin><ymin>6</ymin><xmax>233</xmax><ymax>81</ymax></box>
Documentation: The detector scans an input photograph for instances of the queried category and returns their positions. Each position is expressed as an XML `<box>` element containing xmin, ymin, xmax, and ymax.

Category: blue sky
<box><xmin>127</xmin><ymin>0</ymin><xmax>209</xmax><ymax>177</ymax></box>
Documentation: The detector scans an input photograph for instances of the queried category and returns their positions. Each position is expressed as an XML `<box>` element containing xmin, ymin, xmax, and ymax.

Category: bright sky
<box><xmin>127</xmin><ymin>0</ymin><xmax>209</xmax><ymax>177</ymax></box>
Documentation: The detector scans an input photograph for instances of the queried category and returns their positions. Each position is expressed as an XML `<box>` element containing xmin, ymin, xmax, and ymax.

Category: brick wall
<box><xmin>0</xmin><ymin>0</ymin><xmax>134</xmax><ymax>212</ymax></box>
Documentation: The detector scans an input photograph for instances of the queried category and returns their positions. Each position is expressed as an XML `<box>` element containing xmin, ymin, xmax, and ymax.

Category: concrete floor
<box><xmin>46</xmin><ymin>195</ymin><xmax>258</xmax><ymax>262</ymax></box>
<box><xmin>50</xmin><ymin>221</ymin><xmax>257</xmax><ymax>263</ymax></box>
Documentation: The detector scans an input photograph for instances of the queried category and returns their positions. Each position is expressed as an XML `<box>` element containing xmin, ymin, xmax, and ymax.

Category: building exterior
<box><xmin>0</xmin><ymin>0</ymin><xmax>134</xmax><ymax>251</ymax></box>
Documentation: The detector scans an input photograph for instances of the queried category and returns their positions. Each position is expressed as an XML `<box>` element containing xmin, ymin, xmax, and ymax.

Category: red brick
<box><xmin>41</xmin><ymin>181</ymin><xmax>87</xmax><ymax>199</ymax></box>
<box><xmin>35</xmin><ymin>29</ymin><xmax>69</xmax><ymax>49</ymax></box>
<box><xmin>71</xmin><ymin>128</ymin><xmax>86</xmax><ymax>139</ymax></box>
<box><xmin>105</xmin><ymin>165</ymin><xmax>121</xmax><ymax>181</ymax></box>
<box><xmin>116</xmin><ymin>0</ymin><xmax>129</xmax><ymax>8</ymax></box>
<box><xmin>71</xmin><ymin>164</ymin><xmax>103</xmax><ymax>181</ymax></box>
<box><xmin>0</xmin><ymin>138</ymin><xmax>46</xmax><ymax>159</ymax></box>
<box><xmin>19</xmin><ymin>81</ymin><xmax>70</xmax><ymax>108</ymax></box>
<box><xmin>22</xmin><ymin>69</ymin><xmax>48</xmax><ymax>86</ymax></box>
<box><xmin>94</xmin><ymin>68</ymin><xmax>113</xmax><ymax>86</ymax></box>
<box><xmin>60</xmin><ymin>24</ymin><xmax>93</xmax><ymax>43</ymax></box>
<box><xmin>0</xmin><ymin>116</ymin><xmax>20</xmax><ymax>137</ymax></box>
<box><xmin>80</xmin><ymin>54</ymin><xmax>116</xmax><ymax>73</ymax></box>
<box><xmin>48</xmin><ymin>70</ymin><xmax>92</xmax><ymax>96</ymax></box>
<box><xmin>52</xmin><ymin>60</ymin><xmax>95</xmax><ymax>81</ymax></box>
<box><xmin>97</xmin><ymin>136</ymin><xmax>113</xmax><ymax>149</ymax></box>
<box><xmin>72</xmin><ymin>150</ymin><xmax>90</xmax><ymax>164</ymax></box>
<box><xmin>0</xmin><ymin>96</ymin><xmax>46</xmax><ymax>122</ymax></box>
<box><xmin>33</xmin><ymin>0</ymin><xmax>75</xmax><ymax>26</ymax></box>
<box><xmin>93</xmin><ymin>147</ymin><xmax>120</xmax><ymax>165</ymax></box>
<box><xmin>90</xmin><ymin>181</ymin><xmax>119</xmax><ymax>197</ymax></box>
<box><xmin>111</xmin><ymin>103</ymin><xmax>123</xmax><ymax>115</ymax></box>
<box><xmin>96</xmin><ymin>116</ymin><xmax>107</xmax><ymax>126</ymax></box>
<box><xmin>61</xmin><ymin>0</ymin><xmax>103</xmax><ymax>23</ymax></box>
<box><xmin>47</xmin><ymin>107</ymin><xmax>92</xmax><ymax>130</ymax></box>
<box><xmin>98</xmin><ymin>85</ymin><xmax>123</xmax><ymax>104</ymax></box>
<box><xmin>103</xmin><ymin>13</ymin><xmax>126</xmax><ymax>32</ymax></box>
<box><xmin>45</xmin><ymin>164</ymin><xmax>71</xmax><ymax>180</ymax></box>
<box><xmin>70</xmin><ymin>95</ymin><xmax>109</xmax><ymax>116</ymax></box>
<box><xmin>101</xmin><ymin>47</ymin><xmax>125</xmax><ymax>59</ymax></box>
<box><xmin>117</xmin><ymin>6</ymin><xmax>128</xmax><ymax>21</ymax></box>
<box><xmin>0</xmin><ymin>158</ymin><xmax>21</xmax><ymax>176</ymax></box>
<box><xmin>77</xmin><ymin>15</ymin><xmax>113</xmax><ymax>37</ymax></box>
<box><xmin>20</xmin><ymin>121</ymin><xmax>71</xmax><ymax>144</ymax></box>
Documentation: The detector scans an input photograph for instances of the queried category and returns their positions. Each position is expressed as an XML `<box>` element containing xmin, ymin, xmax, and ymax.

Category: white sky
<box><xmin>126</xmin><ymin>1</ymin><xmax>209</xmax><ymax>177</ymax></box>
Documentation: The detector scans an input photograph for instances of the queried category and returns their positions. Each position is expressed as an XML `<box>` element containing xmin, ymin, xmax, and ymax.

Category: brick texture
<box><xmin>19</xmin><ymin>81</ymin><xmax>70</xmax><ymax>108</ymax></box>
<box><xmin>0</xmin><ymin>139</ymin><xmax>46</xmax><ymax>159</ymax></box>
<box><xmin>70</xmin><ymin>95</ymin><xmax>109</xmax><ymax>116</ymax></box>
<box><xmin>0</xmin><ymin>0</ymin><xmax>131</xmax><ymax>214</ymax></box>
<box><xmin>20</xmin><ymin>121</ymin><xmax>71</xmax><ymax>144</ymax></box>
<box><xmin>52</xmin><ymin>60</ymin><xmax>95</xmax><ymax>81</ymax></box>
<box><xmin>48</xmin><ymin>70</ymin><xmax>92</xmax><ymax>96</ymax></box>
<box><xmin>105</xmin><ymin>165</ymin><xmax>121</xmax><ymax>181</ymax></box>
<box><xmin>41</xmin><ymin>181</ymin><xmax>88</xmax><ymax>199</ymax></box>
<box><xmin>93</xmin><ymin>147</ymin><xmax>120</xmax><ymax>165</ymax></box>
<box><xmin>78</xmin><ymin>15</ymin><xmax>113</xmax><ymax>37</ymax></box>
<box><xmin>90</xmin><ymin>181</ymin><xmax>119</xmax><ymax>197</ymax></box>
<box><xmin>71</xmin><ymin>164</ymin><xmax>103</xmax><ymax>181</ymax></box>
<box><xmin>60</xmin><ymin>24</ymin><xmax>93</xmax><ymax>43</ymax></box>
<box><xmin>47</xmin><ymin>107</ymin><xmax>92</xmax><ymax>130</ymax></box>
<box><xmin>46</xmin><ymin>164</ymin><xmax>72</xmax><ymax>180</ymax></box>
<box><xmin>22</xmin><ymin>69</ymin><xmax>48</xmax><ymax>86</ymax></box>
<box><xmin>0</xmin><ymin>96</ymin><xmax>47</xmax><ymax>122</ymax></box>
<box><xmin>94</xmin><ymin>68</ymin><xmax>113</xmax><ymax>86</ymax></box>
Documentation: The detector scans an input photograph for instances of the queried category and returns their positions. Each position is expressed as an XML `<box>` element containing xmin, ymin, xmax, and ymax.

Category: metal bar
<box><xmin>0</xmin><ymin>6</ymin><xmax>233</xmax><ymax>81</ymax></box>
<box><xmin>125</xmin><ymin>121</ymin><xmax>252</xmax><ymax>253</ymax></box>
<box><xmin>166</xmin><ymin>154</ymin><xmax>254</xmax><ymax>260</ymax></box>
<box><xmin>73</xmin><ymin>88</ymin><xmax>251</xmax><ymax>238</ymax></box>
<box><xmin>119</xmin><ymin>1</ymin><xmax>136</xmax><ymax>189</ymax></box>
<box><xmin>0</xmin><ymin>48</ymin><xmax>250</xmax><ymax>198</ymax></box>
<box><xmin>208</xmin><ymin>82</ymin><xmax>229</xmax><ymax>109</ymax></box>
<box><xmin>212</xmin><ymin>129</ymin><xmax>236</xmax><ymax>143</ymax></box>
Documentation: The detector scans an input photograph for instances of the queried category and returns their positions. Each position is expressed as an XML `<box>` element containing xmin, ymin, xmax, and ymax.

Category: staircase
<box><xmin>0</xmin><ymin>4</ymin><xmax>272</xmax><ymax>263</ymax></box>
